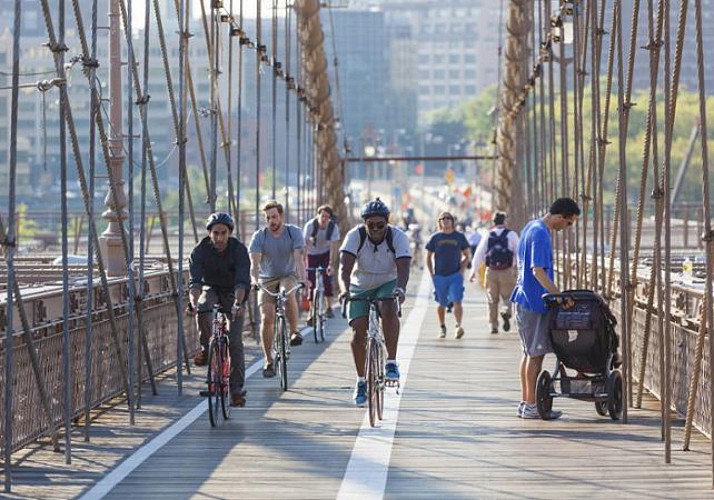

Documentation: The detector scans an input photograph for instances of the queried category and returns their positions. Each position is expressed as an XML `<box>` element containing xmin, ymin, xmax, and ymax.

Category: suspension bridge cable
<box><xmin>271</xmin><ymin>0</ymin><xmax>278</xmax><ymax>200</ymax></box>
<box><xmin>256</xmin><ymin>0</ymin><xmax>262</xmax><ymax>230</ymax></box>
<box><xmin>4</xmin><ymin>0</ymin><xmax>22</xmax><ymax>491</ymax></box>
<box><xmin>83</xmin><ymin>0</ymin><xmax>99</xmax><ymax>442</ymax></box>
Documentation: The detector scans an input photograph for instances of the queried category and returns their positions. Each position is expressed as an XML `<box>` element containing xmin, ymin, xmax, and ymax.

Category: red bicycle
<box><xmin>207</xmin><ymin>304</ymin><xmax>232</xmax><ymax>426</ymax></box>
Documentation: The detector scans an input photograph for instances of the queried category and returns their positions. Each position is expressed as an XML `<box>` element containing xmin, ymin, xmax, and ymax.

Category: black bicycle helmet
<box><xmin>360</xmin><ymin>197</ymin><xmax>390</xmax><ymax>220</ymax></box>
<box><xmin>206</xmin><ymin>212</ymin><xmax>234</xmax><ymax>232</ymax></box>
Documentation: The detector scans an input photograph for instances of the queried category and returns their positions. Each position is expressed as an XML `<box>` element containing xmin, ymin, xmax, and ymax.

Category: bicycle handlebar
<box><xmin>340</xmin><ymin>292</ymin><xmax>403</xmax><ymax>319</ymax></box>
<box><xmin>252</xmin><ymin>281</ymin><xmax>305</xmax><ymax>299</ymax></box>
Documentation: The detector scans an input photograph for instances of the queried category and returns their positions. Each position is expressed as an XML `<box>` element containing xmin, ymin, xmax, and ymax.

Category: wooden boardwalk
<box><xmin>4</xmin><ymin>269</ymin><xmax>714</xmax><ymax>499</ymax></box>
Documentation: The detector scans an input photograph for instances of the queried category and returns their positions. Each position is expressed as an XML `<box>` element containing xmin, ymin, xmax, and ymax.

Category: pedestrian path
<box><xmin>5</xmin><ymin>270</ymin><xmax>714</xmax><ymax>499</ymax></box>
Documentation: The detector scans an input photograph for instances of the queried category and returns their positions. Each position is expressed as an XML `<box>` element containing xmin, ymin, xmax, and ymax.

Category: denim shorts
<box><xmin>515</xmin><ymin>303</ymin><xmax>552</xmax><ymax>357</ymax></box>
<box><xmin>432</xmin><ymin>272</ymin><xmax>464</xmax><ymax>307</ymax></box>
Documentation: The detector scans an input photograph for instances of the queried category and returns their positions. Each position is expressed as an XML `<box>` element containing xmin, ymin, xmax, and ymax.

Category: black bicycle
<box><xmin>307</xmin><ymin>266</ymin><xmax>327</xmax><ymax>343</ymax></box>
<box><xmin>342</xmin><ymin>293</ymin><xmax>402</xmax><ymax>427</ymax></box>
<box><xmin>254</xmin><ymin>282</ymin><xmax>304</xmax><ymax>391</ymax></box>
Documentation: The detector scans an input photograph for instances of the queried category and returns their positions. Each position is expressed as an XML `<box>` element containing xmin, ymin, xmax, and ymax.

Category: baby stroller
<box><xmin>536</xmin><ymin>290</ymin><xmax>623</xmax><ymax>420</ymax></box>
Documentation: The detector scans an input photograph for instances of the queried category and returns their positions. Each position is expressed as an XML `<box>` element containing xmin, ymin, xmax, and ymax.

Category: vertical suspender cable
<box><xmin>210</xmin><ymin>2</ymin><xmax>218</xmax><ymax>212</ymax></box>
<box><xmin>271</xmin><ymin>0</ymin><xmax>278</xmax><ymax>200</ymax></box>
<box><xmin>228</xmin><ymin>0</ymin><xmax>235</xmax><ymax>214</ymax></box>
<box><xmin>284</xmin><ymin>1</ymin><xmax>292</xmax><ymax>221</ymax></box>
<box><xmin>4</xmin><ymin>0</ymin><xmax>22</xmax><ymax>491</ymax></box>
<box><xmin>236</xmin><ymin>0</ymin><xmax>244</xmax><ymax>238</ymax></box>
<box><xmin>137</xmin><ymin>0</ymin><xmax>152</xmax><ymax>409</ymax></box>
<box><xmin>662</xmin><ymin>0</ymin><xmax>690</xmax><ymax>463</ymax></box>
<box><xmin>58</xmin><ymin>0</ymin><xmax>72</xmax><ymax>464</ymax></box>
<box><xmin>256</xmin><ymin>0</ymin><xmax>262</xmax><ymax>229</ymax></box>
<box><xmin>615</xmin><ymin>0</ymin><xmax>631</xmax><ymax>426</ymax></box>
<box><xmin>84</xmin><ymin>0</ymin><xmax>99</xmax><ymax>441</ymax></box>
<box><xmin>687</xmin><ymin>0</ymin><xmax>713</xmax><ymax>482</ymax></box>
<box><xmin>126</xmin><ymin>0</ymin><xmax>138</xmax><ymax>426</ymax></box>
<box><xmin>177</xmin><ymin>0</ymin><xmax>188</xmax><ymax>394</ymax></box>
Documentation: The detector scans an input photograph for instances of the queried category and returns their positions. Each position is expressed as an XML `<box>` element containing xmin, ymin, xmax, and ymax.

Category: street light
<box><xmin>364</xmin><ymin>144</ymin><xmax>376</xmax><ymax>200</ymax></box>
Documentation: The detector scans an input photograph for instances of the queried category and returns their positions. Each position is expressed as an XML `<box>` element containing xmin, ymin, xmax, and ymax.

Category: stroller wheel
<box><xmin>594</xmin><ymin>400</ymin><xmax>608</xmax><ymax>416</ymax></box>
<box><xmin>606</xmin><ymin>371</ymin><xmax>623</xmax><ymax>420</ymax></box>
<box><xmin>536</xmin><ymin>370</ymin><xmax>554</xmax><ymax>420</ymax></box>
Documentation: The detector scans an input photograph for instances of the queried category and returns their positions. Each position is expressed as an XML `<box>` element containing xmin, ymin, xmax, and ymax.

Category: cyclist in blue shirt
<box><xmin>511</xmin><ymin>197</ymin><xmax>580</xmax><ymax>419</ymax></box>
<box><xmin>425</xmin><ymin>211</ymin><xmax>471</xmax><ymax>339</ymax></box>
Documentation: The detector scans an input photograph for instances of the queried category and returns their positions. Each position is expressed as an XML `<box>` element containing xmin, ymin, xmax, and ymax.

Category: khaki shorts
<box><xmin>258</xmin><ymin>274</ymin><xmax>299</xmax><ymax>307</ymax></box>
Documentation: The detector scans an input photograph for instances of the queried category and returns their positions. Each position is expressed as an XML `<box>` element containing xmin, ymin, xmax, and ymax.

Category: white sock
<box><xmin>386</xmin><ymin>359</ymin><xmax>397</xmax><ymax>365</ymax></box>
<box><xmin>357</xmin><ymin>377</ymin><xmax>365</xmax><ymax>383</ymax></box>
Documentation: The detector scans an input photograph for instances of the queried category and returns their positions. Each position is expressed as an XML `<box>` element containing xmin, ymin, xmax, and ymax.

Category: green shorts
<box><xmin>348</xmin><ymin>279</ymin><xmax>397</xmax><ymax>323</ymax></box>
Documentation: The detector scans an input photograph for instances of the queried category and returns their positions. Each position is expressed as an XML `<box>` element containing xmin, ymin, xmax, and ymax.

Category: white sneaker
<box><xmin>522</xmin><ymin>403</ymin><xmax>563</xmax><ymax>420</ymax></box>
<box><xmin>517</xmin><ymin>401</ymin><xmax>526</xmax><ymax>418</ymax></box>
<box><xmin>438</xmin><ymin>325</ymin><xmax>446</xmax><ymax>339</ymax></box>
<box><xmin>454</xmin><ymin>326</ymin><xmax>465</xmax><ymax>339</ymax></box>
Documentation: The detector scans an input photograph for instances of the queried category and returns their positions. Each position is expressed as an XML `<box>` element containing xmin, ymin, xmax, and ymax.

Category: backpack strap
<box><xmin>311</xmin><ymin>218</ymin><xmax>319</xmax><ymax>240</ymax></box>
<box><xmin>326</xmin><ymin>220</ymin><xmax>336</xmax><ymax>240</ymax></box>
<box><xmin>357</xmin><ymin>225</ymin><xmax>395</xmax><ymax>254</ymax></box>
<box><xmin>357</xmin><ymin>225</ymin><xmax>367</xmax><ymax>253</ymax></box>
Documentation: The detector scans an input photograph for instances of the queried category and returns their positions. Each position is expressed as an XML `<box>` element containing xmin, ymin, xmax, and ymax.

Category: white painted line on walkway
<box><xmin>337</xmin><ymin>271</ymin><xmax>431</xmax><ymax>500</ymax></box>
<box><xmin>78</xmin><ymin>359</ymin><xmax>263</xmax><ymax>500</ymax></box>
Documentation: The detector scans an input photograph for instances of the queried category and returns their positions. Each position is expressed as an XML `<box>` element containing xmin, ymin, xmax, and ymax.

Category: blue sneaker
<box><xmin>354</xmin><ymin>380</ymin><xmax>367</xmax><ymax>406</ymax></box>
<box><xmin>385</xmin><ymin>362</ymin><xmax>400</xmax><ymax>382</ymax></box>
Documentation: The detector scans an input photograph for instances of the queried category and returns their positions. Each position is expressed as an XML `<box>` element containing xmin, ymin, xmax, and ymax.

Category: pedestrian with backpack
<box><xmin>470</xmin><ymin>211</ymin><xmax>519</xmax><ymax>334</ymax></box>
<box><xmin>303</xmin><ymin>205</ymin><xmax>340</xmax><ymax>322</ymax></box>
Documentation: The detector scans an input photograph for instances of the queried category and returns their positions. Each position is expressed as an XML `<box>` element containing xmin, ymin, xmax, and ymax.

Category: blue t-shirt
<box><xmin>425</xmin><ymin>231</ymin><xmax>469</xmax><ymax>276</ymax></box>
<box><xmin>510</xmin><ymin>218</ymin><xmax>552</xmax><ymax>313</ymax></box>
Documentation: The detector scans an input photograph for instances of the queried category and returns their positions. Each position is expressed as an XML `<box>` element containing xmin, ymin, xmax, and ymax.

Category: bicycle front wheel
<box><xmin>207</xmin><ymin>340</ymin><xmax>220</xmax><ymax>427</ymax></box>
<box><xmin>376</xmin><ymin>342</ymin><xmax>384</xmax><ymax>421</ymax></box>
<box><xmin>276</xmin><ymin>316</ymin><xmax>289</xmax><ymax>391</ymax></box>
<box><xmin>220</xmin><ymin>339</ymin><xmax>232</xmax><ymax>420</ymax></box>
<box><xmin>312</xmin><ymin>290</ymin><xmax>321</xmax><ymax>343</ymax></box>
<box><xmin>316</xmin><ymin>291</ymin><xmax>325</xmax><ymax>343</ymax></box>
<box><xmin>367</xmin><ymin>338</ymin><xmax>379</xmax><ymax>427</ymax></box>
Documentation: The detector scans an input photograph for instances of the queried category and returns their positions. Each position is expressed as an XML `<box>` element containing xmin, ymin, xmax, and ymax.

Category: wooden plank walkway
<box><xmin>3</xmin><ymin>269</ymin><xmax>714</xmax><ymax>499</ymax></box>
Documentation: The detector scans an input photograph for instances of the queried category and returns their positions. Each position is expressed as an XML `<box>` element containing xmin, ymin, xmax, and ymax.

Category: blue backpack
<box><xmin>486</xmin><ymin>229</ymin><xmax>513</xmax><ymax>270</ymax></box>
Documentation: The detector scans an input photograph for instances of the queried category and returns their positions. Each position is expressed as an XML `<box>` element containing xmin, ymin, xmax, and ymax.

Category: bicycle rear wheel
<box><xmin>367</xmin><ymin>338</ymin><xmax>379</xmax><ymax>427</ymax></box>
<box><xmin>276</xmin><ymin>316</ymin><xmax>289</xmax><ymax>391</ymax></box>
<box><xmin>207</xmin><ymin>340</ymin><xmax>220</xmax><ymax>427</ymax></box>
<box><xmin>220</xmin><ymin>340</ymin><xmax>232</xmax><ymax>420</ymax></box>
<box><xmin>312</xmin><ymin>290</ymin><xmax>321</xmax><ymax>343</ymax></box>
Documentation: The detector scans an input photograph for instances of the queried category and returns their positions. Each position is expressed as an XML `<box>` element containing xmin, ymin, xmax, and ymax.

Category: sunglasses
<box><xmin>439</xmin><ymin>216</ymin><xmax>453</xmax><ymax>221</ymax></box>
<box><xmin>366</xmin><ymin>221</ymin><xmax>386</xmax><ymax>230</ymax></box>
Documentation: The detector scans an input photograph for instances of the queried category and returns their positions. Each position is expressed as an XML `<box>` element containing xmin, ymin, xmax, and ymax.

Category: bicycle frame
<box><xmin>255</xmin><ymin>282</ymin><xmax>304</xmax><ymax>390</ymax></box>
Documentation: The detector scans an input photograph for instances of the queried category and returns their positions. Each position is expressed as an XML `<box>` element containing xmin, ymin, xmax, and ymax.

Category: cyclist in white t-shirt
<box><xmin>338</xmin><ymin>198</ymin><xmax>411</xmax><ymax>406</ymax></box>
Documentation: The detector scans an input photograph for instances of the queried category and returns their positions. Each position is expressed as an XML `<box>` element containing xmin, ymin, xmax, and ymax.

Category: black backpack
<box><xmin>311</xmin><ymin>217</ymin><xmax>336</xmax><ymax>242</ymax></box>
<box><xmin>356</xmin><ymin>225</ymin><xmax>396</xmax><ymax>254</ymax></box>
<box><xmin>485</xmin><ymin>229</ymin><xmax>513</xmax><ymax>270</ymax></box>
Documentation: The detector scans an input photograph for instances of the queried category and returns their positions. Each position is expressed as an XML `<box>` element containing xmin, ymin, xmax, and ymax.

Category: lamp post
<box><xmin>364</xmin><ymin>143</ymin><xmax>376</xmax><ymax>200</ymax></box>
<box><xmin>100</xmin><ymin>0</ymin><xmax>127</xmax><ymax>276</ymax></box>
